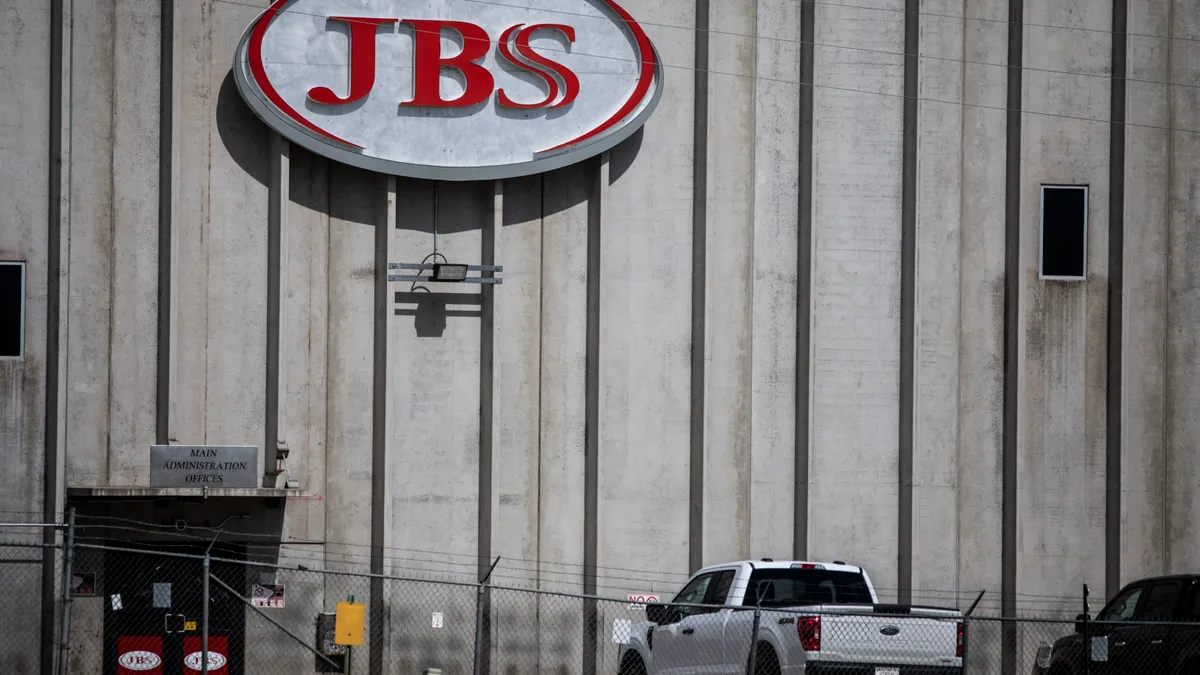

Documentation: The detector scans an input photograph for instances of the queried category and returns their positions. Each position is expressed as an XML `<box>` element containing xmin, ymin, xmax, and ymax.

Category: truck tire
<box><xmin>620</xmin><ymin>652</ymin><xmax>647</xmax><ymax>675</ymax></box>
<box><xmin>754</xmin><ymin>643</ymin><xmax>780</xmax><ymax>675</ymax></box>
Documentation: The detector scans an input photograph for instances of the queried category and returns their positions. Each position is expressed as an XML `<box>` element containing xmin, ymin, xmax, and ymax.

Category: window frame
<box><xmin>1038</xmin><ymin>183</ymin><xmax>1090</xmax><ymax>282</ymax></box>
<box><xmin>0</xmin><ymin>261</ymin><xmax>25</xmax><ymax>360</ymax></box>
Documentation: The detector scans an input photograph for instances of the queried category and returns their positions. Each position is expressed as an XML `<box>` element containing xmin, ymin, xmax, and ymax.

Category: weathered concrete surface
<box><xmin>494</xmin><ymin>175</ymin><xmax>542</xmax><ymax>589</ymax></box>
<box><xmin>954</xmin><ymin>0</ymin><xmax>1008</xmax><ymax>618</ymax></box>
<box><xmin>1016</xmin><ymin>0</ymin><xmax>1111</xmax><ymax>617</ymax></box>
<box><xmin>106</xmin><ymin>0</ymin><xmax>161</xmax><ymax>485</ymax></box>
<box><xmin>0</xmin><ymin>0</ymin><xmax>50</xmax><ymax>527</ymax></box>
<box><xmin>323</xmin><ymin>163</ymin><xmax>379</xmax><ymax>573</ymax></box>
<box><xmin>1121</xmin><ymin>0</ymin><xmax>1170</xmax><ymax>584</ymax></box>
<box><xmin>808</xmin><ymin>0</ymin><xmax>905</xmax><ymax>602</ymax></box>
<box><xmin>279</xmin><ymin>146</ymin><xmax>332</xmax><ymax>543</ymax></box>
<box><xmin>536</xmin><ymin>164</ymin><xmax>592</xmax><ymax>675</ymax></box>
<box><xmin>205</xmin><ymin>0</ymin><xmax>270</xmax><ymax>456</ymax></box>
<box><xmin>597</xmin><ymin>0</ymin><xmax>695</xmax><ymax>593</ymax></box>
<box><xmin>491</xmin><ymin>175</ymin><xmax>543</xmax><ymax>674</ymax></box>
<box><xmin>537</xmin><ymin>163</ymin><xmax>591</xmax><ymax>595</ymax></box>
<box><xmin>911</xmin><ymin>0</ymin><xmax>964</xmax><ymax>607</ymax></box>
<box><xmin>702</xmin><ymin>0</ymin><xmax>756</xmax><ymax>566</ymax></box>
<box><xmin>1165</xmin><ymin>0</ymin><xmax>1200</xmax><ymax>576</ymax></box>
<box><xmin>63</xmin><ymin>0</ymin><xmax>115</xmax><ymax>487</ymax></box>
<box><xmin>749</xmin><ymin>0</ymin><xmax>800</xmax><ymax>560</ymax></box>
<box><xmin>388</xmin><ymin>179</ymin><xmax>486</xmax><ymax>580</ymax></box>
<box><xmin>170</xmin><ymin>0</ymin><xmax>214</xmax><ymax>446</ymax></box>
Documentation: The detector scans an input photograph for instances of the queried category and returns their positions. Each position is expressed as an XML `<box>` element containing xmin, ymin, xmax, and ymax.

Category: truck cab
<box><xmin>1038</xmin><ymin>575</ymin><xmax>1200</xmax><ymax>675</ymax></box>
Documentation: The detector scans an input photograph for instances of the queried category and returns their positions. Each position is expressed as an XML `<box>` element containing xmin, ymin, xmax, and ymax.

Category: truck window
<box><xmin>1137</xmin><ymin>582</ymin><xmax>1181</xmax><ymax>621</ymax></box>
<box><xmin>745</xmin><ymin>569</ymin><xmax>874</xmax><ymax>607</ymax></box>
<box><xmin>672</xmin><ymin>573</ymin><xmax>716</xmax><ymax>606</ymax></box>
<box><xmin>709</xmin><ymin>570</ymin><xmax>736</xmax><ymax>605</ymax></box>
<box><xmin>1098</xmin><ymin>586</ymin><xmax>1143</xmax><ymax>622</ymax></box>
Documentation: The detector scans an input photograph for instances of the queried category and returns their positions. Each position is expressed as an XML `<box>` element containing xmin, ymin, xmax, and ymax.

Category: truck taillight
<box><xmin>797</xmin><ymin>616</ymin><xmax>821</xmax><ymax>651</ymax></box>
<box><xmin>956</xmin><ymin>622</ymin><xmax>964</xmax><ymax>658</ymax></box>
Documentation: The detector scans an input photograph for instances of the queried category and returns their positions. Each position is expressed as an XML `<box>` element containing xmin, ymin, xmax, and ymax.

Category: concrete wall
<box><xmin>8</xmin><ymin>0</ymin><xmax>1200</xmax><ymax>671</ymax></box>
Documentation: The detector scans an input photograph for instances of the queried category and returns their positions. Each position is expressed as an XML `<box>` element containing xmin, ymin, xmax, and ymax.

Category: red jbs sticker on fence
<box><xmin>117</xmin><ymin>636</ymin><xmax>163</xmax><ymax>675</ymax></box>
<box><xmin>183</xmin><ymin>636</ymin><xmax>228</xmax><ymax>674</ymax></box>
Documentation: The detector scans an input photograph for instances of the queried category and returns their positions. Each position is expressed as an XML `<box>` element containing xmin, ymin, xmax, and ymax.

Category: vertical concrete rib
<box><xmin>793</xmin><ymin>0</ymin><xmax>815</xmax><ymax>561</ymax></box>
<box><xmin>479</xmin><ymin>180</ymin><xmax>498</xmax><ymax>581</ymax></box>
<box><xmin>476</xmin><ymin>179</ymin><xmax>499</xmax><ymax>675</ymax></box>
<box><xmin>582</xmin><ymin>155</ymin><xmax>605</xmax><ymax>675</ymax></box>
<box><xmin>369</xmin><ymin>174</ymin><xmax>391</xmax><ymax>675</ymax></box>
<box><xmin>155</xmin><ymin>0</ymin><xmax>173</xmax><ymax>445</ymax></box>
<box><xmin>42</xmin><ymin>1</ymin><xmax>65</xmax><ymax>673</ymax></box>
<box><xmin>1105</xmin><ymin>0</ymin><xmax>1127</xmax><ymax>601</ymax></box>
<box><xmin>690</xmin><ymin>0</ymin><xmax>710</xmax><ymax>575</ymax></box>
<box><xmin>1002</xmin><ymin>0</ymin><xmax>1022</xmax><ymax>659</ymax></box>
<box><xmin>265</xmin><ymin>134</ymin><xmax>289</xmax><ymax>486</ymax></box>
<box><xmin>897</xmin><ymin>0</ymin><xmax>919</xmax><ymax>606</ymax></box>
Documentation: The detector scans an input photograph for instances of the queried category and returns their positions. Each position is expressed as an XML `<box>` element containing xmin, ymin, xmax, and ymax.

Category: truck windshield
<box><xmin>745</xmin><ymin>569</ymin><xmax>874</xmax><ymax>607</ymax></box>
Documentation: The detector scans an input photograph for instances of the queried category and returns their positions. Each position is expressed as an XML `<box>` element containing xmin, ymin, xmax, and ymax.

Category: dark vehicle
<box><xmin>1035</xmin><ymin>574</ymin><xmax>1200</xmax><ymax>675</ymax></box>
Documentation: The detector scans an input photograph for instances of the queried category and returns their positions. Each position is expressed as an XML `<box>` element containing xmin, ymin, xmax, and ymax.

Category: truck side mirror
<box><xmin>1075</xmin><ymin>613</ymin><xmax>1089</xmax><ymax>635</ymax></box>
<box><xmin>646</xmin><ymin>603</ymin><xmax>671</xmax><ymax>625</ymax></box>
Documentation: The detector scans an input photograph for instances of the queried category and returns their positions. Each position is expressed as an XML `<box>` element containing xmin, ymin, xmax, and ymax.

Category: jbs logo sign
<box><xmin>184</xmin><ymin>651</ymin><xmax>228</xmax><ymax>671</ymax></box>
<box><xmin>234</xmin><ymin>0</ymin><xmax>663</xmax><ymax>180</ymax></box>
<box><xmin>118</xmin><ymin>651</ymin><xmax>162</xmax><ymax>671</ymax></box>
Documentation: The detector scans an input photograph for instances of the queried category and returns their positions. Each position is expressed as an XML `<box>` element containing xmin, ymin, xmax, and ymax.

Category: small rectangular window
<box><xmin>0</xmin><ymin>262</ymin><xmax>25</xmax><ymax>358</ymax></box>
<box><xmin>1039</xmin><ymin>184</ymin><xmax>1089</xmax><ymax>280</ymax></box>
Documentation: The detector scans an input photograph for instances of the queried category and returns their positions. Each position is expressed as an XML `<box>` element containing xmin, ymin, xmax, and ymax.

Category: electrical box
<box><xmin>335</xmin><ymin>602</ymin><xmax>365</xmax><ymax>646</ymax></box>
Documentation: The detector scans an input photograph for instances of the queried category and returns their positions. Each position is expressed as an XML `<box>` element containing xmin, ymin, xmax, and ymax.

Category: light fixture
<box><xmin>388</xmin><ymin>185</ymin><xmax>503</xmax><ymax>285</ymax></box>
<box><xmin>431</xmin><ymin>263</ymin><xmax>469</xmax><ymax>282</ymax></box>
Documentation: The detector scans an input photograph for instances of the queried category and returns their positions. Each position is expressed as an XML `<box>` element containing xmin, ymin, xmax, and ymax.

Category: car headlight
<box><xmin>1035</xmin><ymin>644</ymin><xmax>1052</xmax><ymax>669</ymax></box>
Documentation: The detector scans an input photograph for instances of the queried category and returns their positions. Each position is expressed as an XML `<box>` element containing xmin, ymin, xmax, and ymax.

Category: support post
<box><xmin>1082</xmin><ymin>584</ymin><xmax>1090</xmax><ymax>675</ymax></box>
<box><xmin>55</xmin><ymin>508</ymin><xmax>75</xmax><ymax>675</ymax></box>
<box><xmin>472</xmin><ymin>582</ymin><xmax>486</xmax><ymax>675</ymax></box>
<box><xmin>202</xmin><ymin>554</ymin><xmax>210</xmax><ymax>675</ymax></box>
<box><xmin>744</xmin><ymin>606</ymin><xmax>762</xmax><ymax>675</ymax></box>
<box><xmin>473</xmin><ymin>557</ymin><xmax>500</xmax><ymax>675</ymax></box>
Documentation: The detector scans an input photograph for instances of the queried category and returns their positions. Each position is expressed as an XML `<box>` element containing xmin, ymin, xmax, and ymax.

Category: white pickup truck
<box><xmin>616</xmin><ymin>559</ymin><xmax>965</xmax><ymax>675</ymax></box>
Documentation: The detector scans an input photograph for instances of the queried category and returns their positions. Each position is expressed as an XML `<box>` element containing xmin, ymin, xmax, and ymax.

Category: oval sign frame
<box><xmin>118</xmin><ymin>651</ymin><xmax>163</xmax><ymax>671</ymax></box>
<box><xmin>232</xmin><ymin>0</ymin><xmax>666</xmax><ymax>181</ymax></box>
<box><xmin>184</xmin><ymin>650</ymin><xmax>228</xmax><ymax>671</ymax></box>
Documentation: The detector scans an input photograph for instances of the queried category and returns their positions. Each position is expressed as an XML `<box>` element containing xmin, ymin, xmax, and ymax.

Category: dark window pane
<box><xmin>0</xmin><ymin>263</ymin><xmax>23</xmax><ymax>358</ymax></box>
<box><xmin>710</xmin><ymin>570</ymin><xmax>736</xmax><ymax>605</ymax></box>
<box><xmin>1100</xmin><ymin>586</ymin><xmax>1143</xmax><ymax>621</ymax></box>
<box><xmin>1041</xmin><ymin>186</ymin><xmax>1087</xmax><ymax>278</ymax></box>
<box><xmin>672</xmin><ymin>573</ymin><xmax>714</xmax><ymax>605</ymax></box>
<box><xmin>745</xmin><ymin>569</ymin><xmax>874</xmax><ymax>607</ymax></box>
<box><xmin>1139</xmin><ymin>583</ymin><xmax>1180</xmax><ymax>620</ymax></box>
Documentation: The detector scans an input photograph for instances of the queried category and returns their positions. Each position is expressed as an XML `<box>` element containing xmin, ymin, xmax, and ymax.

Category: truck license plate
<box><xmin>875</xmin><ymin>669</ymin><xmax>899</xmax><ymax>675</ymax></box>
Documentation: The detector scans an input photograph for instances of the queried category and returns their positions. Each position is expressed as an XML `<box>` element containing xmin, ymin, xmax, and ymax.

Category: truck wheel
<box><xmin>619</xmin><ymin>653</ymin><xmax>647</xmax><ymax>675</ymax></box>
<box><xmin>754</xmin><ymin>643</ymin><xmax>780</xmax><ymax>675</ymax></box>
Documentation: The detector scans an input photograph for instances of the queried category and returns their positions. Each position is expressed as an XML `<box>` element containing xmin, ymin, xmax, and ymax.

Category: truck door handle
<box><xmin>682</xmin><ymin>628</ymin><xmax>695</xmax><ymax>635</ymax></box>
<box><xmin>1151</xmin><ymin>640</ymin><xmax>1163</xmax><ymax>645</ymax></box>
<box><xmin>1113</xmin><ymin>641</ymin><xmax>1126</xmax><ymax>647</ymax></box>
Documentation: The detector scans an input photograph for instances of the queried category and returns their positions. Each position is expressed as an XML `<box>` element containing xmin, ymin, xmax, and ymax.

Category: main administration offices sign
<box><xmin>150</xmin><ymin>445</ymin><xmax>259</xmax><ymax>488</ymax></box>
<box><xmin>232</xmin><ymin>0</ymin><xmax>665</xmax><ymax>180</ymax></box>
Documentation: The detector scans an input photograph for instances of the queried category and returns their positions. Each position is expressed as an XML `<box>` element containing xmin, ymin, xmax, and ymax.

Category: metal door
<box><xmin>103</xmin><ymin>545</ymin><xmax>245</xmax><ymax>675</ymax></box>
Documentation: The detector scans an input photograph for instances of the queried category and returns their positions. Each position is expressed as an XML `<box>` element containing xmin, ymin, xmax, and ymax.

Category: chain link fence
<box><xmin>0</xmin><ymin>515</ymin><xmax>66</xmax><ymax>675</ymax></box>
<box><xmin>4</xmin><ymin>523</ymin><xmax>1199</xmax><ymax>675</ymax></box>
